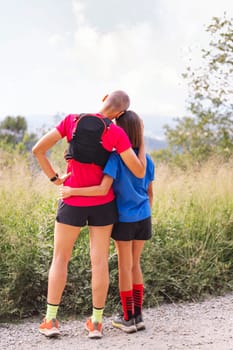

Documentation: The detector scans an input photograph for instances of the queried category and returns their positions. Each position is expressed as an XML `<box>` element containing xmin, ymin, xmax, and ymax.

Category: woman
<box><xmin>32</xmin><ymin>92</ymin><xmax>146</xmax><ymax>339</ymax></box>
<box><xmin>60</xmin><ymin>110</ymin><xmax>155</xmax><ymax>333</ymax></box>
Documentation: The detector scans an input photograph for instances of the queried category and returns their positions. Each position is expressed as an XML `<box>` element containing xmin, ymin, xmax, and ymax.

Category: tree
<box><xmin>165</xmin><ymin>15</ymin><xmax>233</xmax><ymax>163</ymax></box>
<box><xmin>0</xmin><ymin>116</ymin><xmax>27</xmax><ymax>144</ymax></box>
<box><xmin>0</xmin><ymin>115</ymin><xmax>37</xmax><ymax>150</ymax></box>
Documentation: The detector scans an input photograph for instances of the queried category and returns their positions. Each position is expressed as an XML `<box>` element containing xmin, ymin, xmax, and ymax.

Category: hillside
<box><xmin>0</xmin><ymin>113</ymin><xmax>171</xmax><ymax>151</ymax></box>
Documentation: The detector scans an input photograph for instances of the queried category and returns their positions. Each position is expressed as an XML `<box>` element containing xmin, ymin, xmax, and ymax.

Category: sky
<box><xmin>0</xmin><ymin>0</ymin><xmax>232</xmax><ymax>123</ymax></box>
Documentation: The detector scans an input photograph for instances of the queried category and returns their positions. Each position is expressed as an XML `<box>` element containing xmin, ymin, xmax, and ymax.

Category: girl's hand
<box><xmin>59</xmin><ymin>185</ymin><xmax>73</xmax><ymax>199</ymax></box>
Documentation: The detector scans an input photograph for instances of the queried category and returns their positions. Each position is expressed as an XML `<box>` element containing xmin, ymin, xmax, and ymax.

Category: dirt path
<box><xmin>1</xmin><ymin>294</ymin><xmax>233</xmax><ymax>350</ymax></box>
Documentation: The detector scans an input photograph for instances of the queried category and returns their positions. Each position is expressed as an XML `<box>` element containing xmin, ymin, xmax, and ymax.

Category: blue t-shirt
<box><xmin>104</xmin><ymin>151</ymin><xmax>155</xmax><ymax>222</ymax></box>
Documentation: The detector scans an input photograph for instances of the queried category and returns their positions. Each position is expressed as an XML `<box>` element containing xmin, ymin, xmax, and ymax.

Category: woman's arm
<box><xmin>60</xmin><ymin>175</ymin><xmax>114</xmax><ymax>199</ymax></box>
<box><xmin>32</xmin><ymin>128</ymin><xmax>70</xmax><ymax>185</ymax></box>
<box><xmin>148</xmin><ymin>181</ymin><xmax>154</xmax><ymax>208</ymax></box>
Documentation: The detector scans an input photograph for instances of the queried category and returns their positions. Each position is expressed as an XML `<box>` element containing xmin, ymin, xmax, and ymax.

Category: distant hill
<box><xmin>141</xmin><ymin>113</ymin><xmax>176</xmax><ymax>137</ymax></box>
<box><xmin>0</xmin><ymin>113</ymin><xmax>173</xmax><ymax>150</ymax></box>
<box><xmin>145</xmin><ymin>135</ymin><xmax>167</xmax><ymax>151</ymax></box>
<box><xmin>27</xmin><ymin>113</ymin><xmax>171</xmax><ymax>150</ymax></box>
<box><xmin>26</xmin><ymin>114</ymin><xmax>61</xmax><ymax>134</ymax></box>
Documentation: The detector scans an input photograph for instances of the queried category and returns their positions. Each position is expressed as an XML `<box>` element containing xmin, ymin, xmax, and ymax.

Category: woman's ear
<box><xmin>102</xmin><ymin>94</ymin><xmax>109</xmax><ymax>102</ymax></box>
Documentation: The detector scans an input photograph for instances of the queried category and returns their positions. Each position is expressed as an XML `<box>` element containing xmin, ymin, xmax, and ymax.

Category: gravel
<box><xmin>1</xmin><ymin>293</ymin><xmax>233</xmax><ymax>350</ymax></box>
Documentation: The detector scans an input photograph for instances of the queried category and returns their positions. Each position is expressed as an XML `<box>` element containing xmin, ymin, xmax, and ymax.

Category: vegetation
<box><xmin>0</xmin><ymin>115</ymin><xmax>37</xmax><ymax>152</ymax></box>
<box><xmin>0</xmin><ymin>14</ymin><xmax>232</xmax><ymax>321</ymax></box>
<box><xmin>143</xmin><ymin>159</ymin><xmax>233</xmax><ymax>305</ymax></box>
<box><xmin>0</xmin><ymin>147</ymin><xmax>232</xmax><ymax>320</ymax></box>
<box><xmin>156</xmin><ymin>15</ymin><xmax>233</xmax><ymax>167</ymax></box>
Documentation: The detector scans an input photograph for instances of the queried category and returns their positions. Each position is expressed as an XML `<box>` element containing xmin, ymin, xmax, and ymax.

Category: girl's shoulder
<box><xmin>146</xmin><ymin>153</ymin><xmax>155</xmax><ymax>165</ymax></box>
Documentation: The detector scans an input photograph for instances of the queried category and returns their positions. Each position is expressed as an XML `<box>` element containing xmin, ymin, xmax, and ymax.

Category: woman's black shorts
<box><xmin>56</xmin><ymin>200</ymin><xmax>118</xmax><ymax>227</ymax></box>
<box><xmin>111</xmin><ymin>216</ymin><xmax>152</xmax><ymax>241</ymax></box>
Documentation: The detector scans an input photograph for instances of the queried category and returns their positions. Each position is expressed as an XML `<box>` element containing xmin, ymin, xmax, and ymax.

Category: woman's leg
<box><xmin>39</xmin><ymin>222</ymin><xmax>81</xmax><ymax>337</ymax></box>
<box><xmin>89</xmin><ymin>225</ymin><xmax>112</xmax><ymax>309</ymax></box>
<box><xmin>47</xmin><ymin>221</ymin><xmax>81</xmax><ymax>304</ymax></box>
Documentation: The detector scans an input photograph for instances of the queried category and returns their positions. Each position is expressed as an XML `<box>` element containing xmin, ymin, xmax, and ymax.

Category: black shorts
<box><xmin>111</xmin><ymin>217</ymin><xmax>152</xmax><ymax>241</ymax></box>
<box><xmin>56</xmin><ymin>200</ymin><xmax>118</xmax><ymax>227</ymax></box>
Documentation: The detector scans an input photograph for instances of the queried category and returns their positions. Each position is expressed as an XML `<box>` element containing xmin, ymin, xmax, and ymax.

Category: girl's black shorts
<box><xmin>56</xmin><ymin>200</ymin><xmax>118</xmax><ymax>227</ymax></box>
<box><xmin>111</xmin><ymin>216</ymin><xmax>152</xmax><ymax>241</ymax></box>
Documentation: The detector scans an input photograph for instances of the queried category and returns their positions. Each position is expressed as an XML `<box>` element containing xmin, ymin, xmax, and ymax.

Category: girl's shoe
<box><xmin>135</xmin><ymin>314</ymin><xmax>146</xmax><ymax>331</ymax></box>
<box><xmin>112</xmin><ymin>314</ymin><xmax>137</xmax><ymax>333</ymax></box>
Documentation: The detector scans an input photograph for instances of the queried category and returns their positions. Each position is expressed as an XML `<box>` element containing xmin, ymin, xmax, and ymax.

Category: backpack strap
<box><xmin>72</xmin><ymin>113</ymin><xmax>112</xmax><ymax>137</ymax></box>
<box><xmin>65</xmin><ymin>113</ymin><xmax>112</xmax><ymax>166</ymax></box>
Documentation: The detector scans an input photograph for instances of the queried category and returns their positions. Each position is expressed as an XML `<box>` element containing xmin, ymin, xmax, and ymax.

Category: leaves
<box><xmin>164</xmin><ymin>15</ymin><xmax>233</xmax><ymax>166</ymax></box>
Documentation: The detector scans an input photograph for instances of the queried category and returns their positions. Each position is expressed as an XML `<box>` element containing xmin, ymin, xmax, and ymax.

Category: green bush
<box><xmin>142</xmin><ymin>159</ymin><xmax>233</xmax><ymax>304</ymax></box>
<box><xmin>0</xmin><ymin>149</ymin><xmax>233</xmax><ymax>320</ymax></box>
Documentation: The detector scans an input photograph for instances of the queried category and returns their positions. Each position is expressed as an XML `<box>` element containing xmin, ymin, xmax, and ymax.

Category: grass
<box><xmin>142</xmin><ymin>158</ymin><xmax>233</xmax><ymax>304</ymax></box>
<box><xmin>0</xmin><ymin>149</ymin><xmax>233</xmax><ymax>319</ymax></box>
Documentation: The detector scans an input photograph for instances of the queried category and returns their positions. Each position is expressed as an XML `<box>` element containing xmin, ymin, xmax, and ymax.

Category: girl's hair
<box><xmin>116</xmin><ymin>110</ymin><xmax>141</xmax><ymax>148</ymax></box>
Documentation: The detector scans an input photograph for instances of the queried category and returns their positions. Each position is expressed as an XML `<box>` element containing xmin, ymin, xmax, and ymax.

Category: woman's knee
<box><xmin>51</xmin><ymin>253</ymin><xmax>71</xmax><ymax>267</ymax></box>
<box><xmin>90</xmin><ymin>252</ymin><xmax>108</xmax><ymax>270</ymax></box>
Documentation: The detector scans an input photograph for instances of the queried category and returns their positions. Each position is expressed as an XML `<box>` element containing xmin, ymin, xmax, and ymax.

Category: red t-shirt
<box><xmin>56</xmin><ymin>113</ymin><xmax>131</xmax><ymax>206</ymax></box>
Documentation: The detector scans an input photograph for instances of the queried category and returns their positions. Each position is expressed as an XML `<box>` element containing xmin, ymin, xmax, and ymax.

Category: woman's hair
<box><xmin>116</xmin><ymin>110</ymin><xmax>141</xmax><ymax>148</ymax></box>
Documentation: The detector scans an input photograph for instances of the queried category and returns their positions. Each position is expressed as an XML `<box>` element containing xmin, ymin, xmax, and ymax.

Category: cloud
<box><xmin>2</xmin><ymin>0</ymin><xmax>231</xmax><ymax>116</ymax></box>
<box><xmin>48</xmin><ymin>34</ymin><xmax>66</xmax><ymax>46</ymax></box>
<box><xmin>63</xmin><ymin>0</ymin><xmax>187</xmax><ymax>115</ymax></box>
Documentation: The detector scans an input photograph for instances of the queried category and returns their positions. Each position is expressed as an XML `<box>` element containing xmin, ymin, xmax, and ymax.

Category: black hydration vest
<box><xmin>65</xmin><ymin>114</ymin><xmax>112</xmax><ymax>167</ymax></box>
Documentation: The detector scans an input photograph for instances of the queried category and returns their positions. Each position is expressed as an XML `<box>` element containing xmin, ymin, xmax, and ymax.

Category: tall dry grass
<box><xmin>0</xmin><ymin>149</ymin><xmax>233</xmax><ymax>318</ymax></box>
<box><xmin>142</xmin><ymin>157</ymin><xmax>233</xmax><ymax>305</ymax></box>
<box><xmin>155</xmin><ymin>158</ymin><xmax>233</xmax><ymax>217</ymax></box>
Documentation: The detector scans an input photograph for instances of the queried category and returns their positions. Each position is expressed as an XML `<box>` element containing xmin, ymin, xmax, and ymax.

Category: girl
<box><xmin>60</xmin><ymin>110</ymin><xmax>154</xmax><ymax>333</ymax></box>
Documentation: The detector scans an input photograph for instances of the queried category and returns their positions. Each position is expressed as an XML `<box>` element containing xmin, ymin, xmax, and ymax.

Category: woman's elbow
<box><xmin>32</xmin><ymin>144</ymin><xmax>38</xmax><ymax>156</ymax></box>
<box><xmin>32</xmin><ymin>144</ymin><xmax>44</xmax><ymax>158</ymax></box>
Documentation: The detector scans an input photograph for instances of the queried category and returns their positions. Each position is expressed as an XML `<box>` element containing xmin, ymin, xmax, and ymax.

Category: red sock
<box><xmin>133</xmin><ymin>284</ymin><xmax>144</xmax><ymax>316</ymax></box>
<box><xmin>120</xmin><ymin>290</ymin><xmax>134</xmax><ymax>321</ymax></box>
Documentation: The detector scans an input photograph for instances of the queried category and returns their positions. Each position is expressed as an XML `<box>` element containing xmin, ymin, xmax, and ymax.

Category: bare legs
<box><xmin>47</xmin><ymin>222</ymin><xmax>112</xmax><ymax>314</ymax></box>
<box><xmin>115</xmin><ymin>240</ymin><xmax>145</xmax><ymax>291</ymax></box>
<box><xmin>89</xmin><ymin>225</ymin><xmax>112</xmax><ymax>308</ymax></box>
<box><xmin>47</xmin><ymin>222</ymin><xmax>81</xmax><ymax>304</ymax></box>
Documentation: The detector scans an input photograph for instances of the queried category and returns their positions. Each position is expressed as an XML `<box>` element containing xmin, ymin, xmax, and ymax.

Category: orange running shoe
<box><xmin>39</xmin><ymin>318</ymin><xmax>60</xmax><ymax>337</ymax></box>
<box><xmin>85</xmin><ymin>318</ymin><xmax>103</xmax><ymax>339</ymax></box>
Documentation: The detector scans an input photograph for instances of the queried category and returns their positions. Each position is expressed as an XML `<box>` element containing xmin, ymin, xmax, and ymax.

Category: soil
<box><xmin>1</xmin><ymin>293</ymin><xmax>233</xmax><ymax>350</ymax></box>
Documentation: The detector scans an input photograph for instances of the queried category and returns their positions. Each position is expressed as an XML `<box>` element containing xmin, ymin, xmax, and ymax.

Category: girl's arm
<box><xmin>60</xmin><ymin>175</ymin><xmax>113</xmax><ymax>198</ymax></box>
<box><xmin>148</xmin><ymin>181</ymin><xmax>154</xmax><ymax>208</ymax></box>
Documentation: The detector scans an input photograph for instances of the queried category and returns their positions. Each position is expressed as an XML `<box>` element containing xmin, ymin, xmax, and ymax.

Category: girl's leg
<box><xmin>132</xmin><ymin>240</ymin><xmax>145</xmax><ymax>322</ymax></box>
<box><xmin>115</xmin><ymin>241</ymin><xmax>134</xmax><ymax>321</ymax></box>
<box><xmin>115</xmin><ymin>240</ymin><xmax>133</xmax><ymax>291</ymax></box>
<box><xmin>132</xmin><ymin>240</ymin><xmax>145</xmax><ymax>285</ymax></box>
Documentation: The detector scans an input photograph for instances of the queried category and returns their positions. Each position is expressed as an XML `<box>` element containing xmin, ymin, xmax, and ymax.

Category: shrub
<box><xmin>0</xmin><ymin>149</ymin><xmax>233</xmax><ymax>320</ymax></box>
